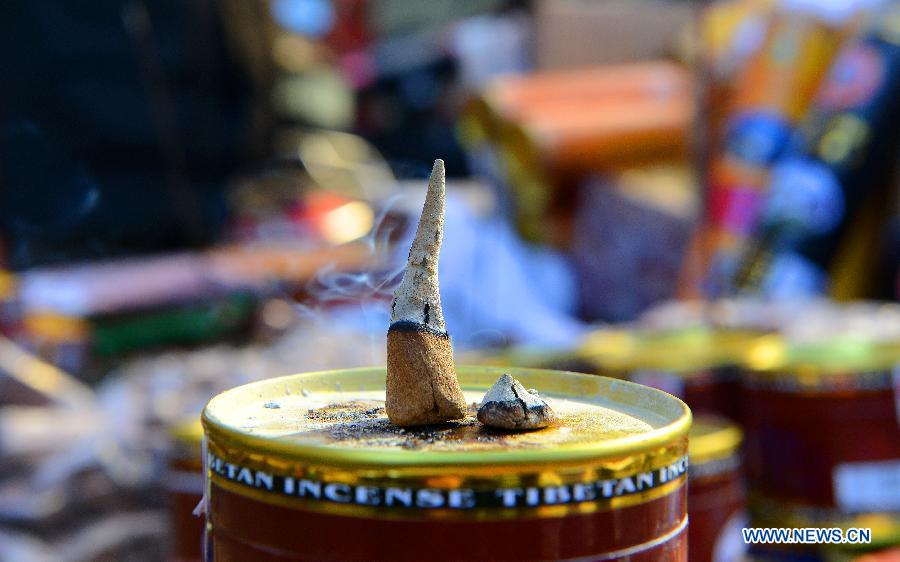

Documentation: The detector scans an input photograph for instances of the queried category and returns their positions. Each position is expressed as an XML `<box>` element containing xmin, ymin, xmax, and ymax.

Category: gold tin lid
<box><xmin>203</xmin><ymin>366</ymin><xmax>691</xmax><ymax>519</ymax></box>
<box><xmin>169</xmin><ymin>416</ymin><xmax>203</xmax><ymax>460</ymax></box>
<box><xmin>744</xmin><ymin>335</ymin><xmax>900</xmax><ymax>390</ymax></box>
<box><xmin>580</xmin><ymin>327</ymin><xmax>765</xmax><ymax>375</ymax></box>
<box><xmin>165</xmin><ymin>416</ymin><xmax>205</xmax><ymax>495</ymax></box>
<box><xmin>688</xmin><ymin>414</ymin><xmax>742</xmax><ymax>473</ymax></box>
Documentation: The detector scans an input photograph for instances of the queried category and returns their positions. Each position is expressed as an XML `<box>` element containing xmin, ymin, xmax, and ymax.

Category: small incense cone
<box><xmin>477</xmin><ymin>374</ymin><xmax>555</xmax><ymax>430</ymax></box>
<box><xmin>386</xmin><ymin>159</ymin><xmax>467</xmax><ymax>426</ymax></box>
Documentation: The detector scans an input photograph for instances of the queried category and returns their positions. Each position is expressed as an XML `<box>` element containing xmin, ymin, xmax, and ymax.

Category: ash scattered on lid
<box><xmin>306</xmin><ymin>400</ymin><xmax>385</xmax><ymax>423</ymax></box>
<box><xmin>305</xmin><ymin>401</ymin><xmax>528</xmax><ymax>450</ymax></box>
<box><xmin>298</xmin><ymin>399</ymin><xmax>652</xmax><ymax>451</ymax></box>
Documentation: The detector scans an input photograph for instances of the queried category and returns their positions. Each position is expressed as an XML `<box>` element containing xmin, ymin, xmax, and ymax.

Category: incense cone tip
<box><xmin>388</xmin><ymin>156</ymin><xmax>447</xmax><ymax>331</ymax></box>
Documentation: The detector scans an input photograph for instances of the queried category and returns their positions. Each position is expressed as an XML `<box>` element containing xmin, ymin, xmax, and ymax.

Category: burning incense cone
<box><xmin>478</xmin><ymin>374</ymin><xmax>555</xmax><ymax>430</ymax></box>
<box><xmin>386</xmin><ymin>159</ymin><xmax>467</xmax><ymax>426</ymax></box>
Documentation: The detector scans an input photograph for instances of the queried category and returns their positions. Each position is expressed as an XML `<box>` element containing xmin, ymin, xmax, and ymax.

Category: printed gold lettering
<box><xmin>355</xmin><ymin>486</ymin><xmax>381</xmax><ymax>506</ymax></box>
<box><xmin>236</xmin><ymin>467</ymin><xmax>253</xmax><ymax>485</ymax></box>
<box><xmin>298</xmin><ymin>479</ymin><xmax>321</xmax><ymax>499</ymax></box>
<box><xmin>614</xmin><ymin>477</ymin><xmax>636</xmax><ymax>495</ymax></box>
<box><xmin>525</xmin><ymin>487</ymin><xmax>540</xmax><ymax>506</ymax></box>
<box><xmin>572</xmin><ymin>483</ymin><xmax>596</xmax><ymax>502</ymax></box>
<box><xmin>448</xmin><ymin>489</ymin><xmax>476</xmax><ymax>509</ymax></box>
<box><xmin>543</xmin><ymin>486</ymin><xmax>571</xmax><ymax>505</ymax></box>
<box><xmin>255</xmin><ymin>471</ymin><xmax>274</xmax><ymax>490</ymax></box>
<box><xmin>384</xmin><ymin>488</ymin><xmax>413</xmax><ymax>507</ymax></box>
<box><xmin>415</xmin><ymin>489</ymin><xmax>445</xmax><ymax>508</ymax></box>
<box><xmin>324</xmin><ymin>483</ymin><xmax>351</xmax><ymax>503</ymax></box>
<box><xmin>496</xmin><ymin>488</ymin><xmax>524</xmax><ymax>507</ymax></box>
<box><xmin>637</xmin><ymin>472</ymin><xmax>654</xmax><ymax>490</ymax></box>
<box><xmin>598</xmin><ymin>480</ymin><xmax>616</xmax><ymax>497</ymax></box>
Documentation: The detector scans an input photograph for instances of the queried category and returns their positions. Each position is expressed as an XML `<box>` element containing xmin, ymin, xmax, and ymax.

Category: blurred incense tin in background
<box><xmin>202</xmin><ymin>366</ymin><xmax>691</xmax><ymax>561</ymax></box>
<box><xmin>688</xmin><ymin>415</ymin><xmax>747</xmax><ymax>562</ymax></box>
<box><xmin>741</xmin><ymin>336</ymin><xmax>900</xmax><ymax>557</ymax></box>
<box><xmin>582</xmin><ymin>327</ymin><xmax>763</xmax><ymax>421</ymax></box>
<box><xmin>166</xmin><ymin>418</ymin><xmax>206</xmax><ymax>562</ymax></box>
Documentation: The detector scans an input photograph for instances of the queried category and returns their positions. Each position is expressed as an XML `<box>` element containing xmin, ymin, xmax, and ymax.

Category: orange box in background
<box><xmin>458</xmin><ymin>60</ymin><xmax>694</xmax><ymax>245</ymax></box>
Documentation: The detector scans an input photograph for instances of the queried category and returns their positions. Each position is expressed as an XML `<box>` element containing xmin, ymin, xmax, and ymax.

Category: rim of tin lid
<box><xmin>202</xmin><ymin>365</ymin><xmax>691</xmax><ymax>468</ymax></box>
<box><xmin>745</xmin><ymin>334</ymin><xmax>900</xmax><ymax>375</ymax></box>
<box><xmin>580</xmin><ymin>327</ymin><xmax>765</xmax><ymax>374</ymax></box>
<box><xmin>170</xmin><ymin>416</ymin><xmax>203</xmax><ymax>447</ymax></box>
<box><xmin>688</xmin><ymin>414</ymin><xmax>742</xmax><ymax>466</ymax></box>
<box><xmin>169</xmin><ymin>416</ymin><xmax>204</xmax><ymax>458</ymax></box>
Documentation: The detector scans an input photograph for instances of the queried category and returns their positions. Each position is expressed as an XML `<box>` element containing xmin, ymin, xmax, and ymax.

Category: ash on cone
<box><xmin>385</xmin><ymin>159</ymin><xmax>467</xmax><ymax>426</ymax></box>
<box><xmin>477</xmin><ymin>374</ymin><xmax>555</xmax><ymax>430</ymax></box>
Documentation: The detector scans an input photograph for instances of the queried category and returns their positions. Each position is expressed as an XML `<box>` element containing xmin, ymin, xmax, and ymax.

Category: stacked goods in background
<box><xmin>665</xmin><ymin>11</ymin><xmax>900</xmax><ymax>559</ymax></box>
<box><xmin>457</xmin><ymin>0</ymin><xmax>900</xmax><ymax>324</ymax></box>
<box><xmin>680</xmin><ymin>0</ymin><xmax>864</xmax><ymax>298</ymax></box>
<box><xmin>734</xmin><ymin>5</ymin><xmax>900</xmax><ymax>299</ymax></box>
<box><xmin>457</xmin><ymin>61</ymin><xmax>698</xmax><ymax>323</ymax></box>
<box><xmin>568</xmin><ymin>167</ymin><xmax>697</xmax><ymax>322</ymax></box>
<box><xmin>453</xmin><ymin>0</ymin><xmax>900</xmax><ymax>325</ymax></box>
<box><xmin>458</xmin><ymin>60</ymin><xmax>694</xmax><ymax>247</ymax></box>
<box><xmin>5</xmin><ymin>239</ymin><xmax>373</xmax><ymax>377</ymax></box>
<box><xmin>683</xmin><ymin>0</ymin><xmax>900</xmax><ymax>302</ymax></box>
<box><xmin>0</xmin><ymin>129</ymin><xmax>398</xmax><ymax>377</ymax></box>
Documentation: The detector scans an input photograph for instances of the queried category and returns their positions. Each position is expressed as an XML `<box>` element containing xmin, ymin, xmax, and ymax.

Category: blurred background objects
<box><xmin>1</xmin><ymin>0</ymin><xmax>900</xmax><ymax>561</ymax></box>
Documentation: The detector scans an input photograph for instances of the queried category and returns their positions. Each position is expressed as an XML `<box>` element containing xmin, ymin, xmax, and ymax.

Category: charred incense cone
<box><xmin>478</xmin><ymin>374</ymin><xmax>555</xmax><ymax>430</ymax></box>
<box><xmin>386</xmin><ymin>159</ymin><xmax>467</xmax><ymax>426</ymax></box>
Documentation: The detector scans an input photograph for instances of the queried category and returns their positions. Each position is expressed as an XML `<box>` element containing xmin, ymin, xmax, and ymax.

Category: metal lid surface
<box><xmin>203</xmin><ymin>365</ymin><xmax>691</xmax><ymax>468</ymax></box>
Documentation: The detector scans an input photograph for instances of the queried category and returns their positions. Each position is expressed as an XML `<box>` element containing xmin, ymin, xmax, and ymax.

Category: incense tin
<box><xmin>688</xmin><ymin>415</ymin><xmax>747</xmax><ymax>562</ymax></box>
<box><xmin>166</xmin><ymin>418</ymin><xmax>206</xmax><ymax>562</ymax></box>
<box><xmin>741</xmin><ymin>337</ymin><xmax>900</xmax><ymax>551</ymax></box>
<box><xmin>584</xmin><ymin>328</ymin><xmax>760</xmax><ymax>420</ymax></box>
<box><xmin>202</xmin><ymin>366</ymin><xmax>692</xmax><ymax>561</ymax></box>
